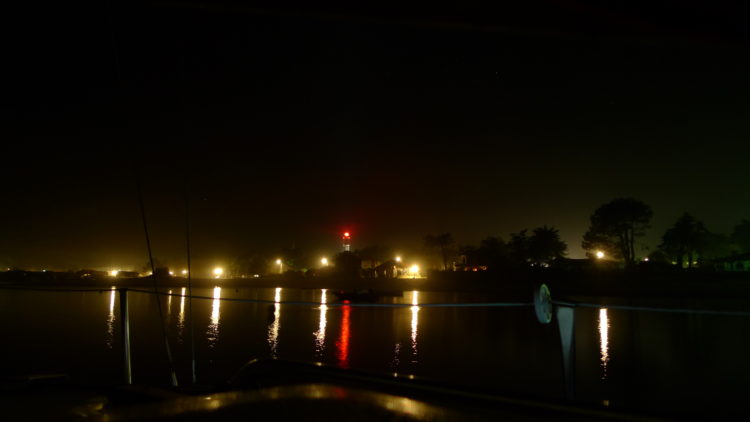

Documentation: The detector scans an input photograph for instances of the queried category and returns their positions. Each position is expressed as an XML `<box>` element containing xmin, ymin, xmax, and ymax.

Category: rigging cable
<box><xmin>185</xmin><ymin>188</ymin><xmax>197</xmax><ymax>384</ymax></box>
<box><xmin>136</xmin><ymin>177</ymin><xmax>180</xmax><ymax>387</ymax></box>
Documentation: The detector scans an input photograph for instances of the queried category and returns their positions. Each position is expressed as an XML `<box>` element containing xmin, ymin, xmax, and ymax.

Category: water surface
<box><xmin>1</xmin><ymin>285</ymin><xmax>748</xmax><ymax>419</ymax></box>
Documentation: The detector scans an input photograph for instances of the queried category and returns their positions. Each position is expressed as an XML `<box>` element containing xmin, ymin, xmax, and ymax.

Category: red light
<box><xmin>343</xmin><ymin>232</ymin><xmax>350</xmax><ymax>238</ymax></box>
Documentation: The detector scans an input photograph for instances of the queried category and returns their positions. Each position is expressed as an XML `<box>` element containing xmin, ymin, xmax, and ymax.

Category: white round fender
<box><xmin>534</xmin><ymin>284</ymin><xmax>552</xmax><ymax>324</ymax></box>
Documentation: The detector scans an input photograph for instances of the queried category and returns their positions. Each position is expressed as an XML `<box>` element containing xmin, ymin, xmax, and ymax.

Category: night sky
<box><xmin>3</xmin><ymin>1</ymin><xmax>750</xmax><ymax>272</ymax></box>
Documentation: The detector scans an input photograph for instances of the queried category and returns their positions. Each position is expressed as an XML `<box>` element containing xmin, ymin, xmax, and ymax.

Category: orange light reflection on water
<box><xmin>267</xmin><ymin>288</ymin><xmax>282</xmax><ymax>357</ymax></box>
<box><xmin>177</xmin><ymin>287</ymin><xmax>186</xmax><ymax>340</ymax></box>
<box><xmin>106</xmin><ymin>286</ymin><xmax>116</xmax><ymax>349</ymax></box>
<box><xmin>207</xmin><ymin>287</ymin><xmax>221</xmax><ymax>347</ymax></box>
<box><xmin>336</xmin><ymin>303</ymin><xmax>351</xmax><ymax>368</ymax></box>
<box><xmin>410</xmin><ymin>291</ymin><xmax>419</xmax><ymax>362</ymax></box>
<box><xmin>314</xmin><ymin>289</ymin><xmax>328</xmax><ymax>357</ymax></box>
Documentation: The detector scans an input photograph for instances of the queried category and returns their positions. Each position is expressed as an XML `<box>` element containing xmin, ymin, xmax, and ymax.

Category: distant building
<box><xmin>714</xmin><ymin>253</ymin><xmax>750</xmax><ymax>272</ymax></box>
<box><xmin>374</xmin><ymin>260</ymin><xmax>402</xmax><ymax>278</ymax></box>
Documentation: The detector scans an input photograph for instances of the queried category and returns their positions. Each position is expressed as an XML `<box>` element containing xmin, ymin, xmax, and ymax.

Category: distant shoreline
<box><xmin>2</xmin><ymin>269</ymin><xmax>749</xmax><ymax>301</ymax></box>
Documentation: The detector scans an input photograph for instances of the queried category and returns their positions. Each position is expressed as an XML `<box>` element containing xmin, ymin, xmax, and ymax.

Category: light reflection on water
<box><xmin>598</xmin><ymin>308</ymin><xmax>610</xmax><ymax>379</ymax></box>
<box><xmin>411</xmin><ymin>291</ymin><xmax>420</xmax><ymax>363</ymax></box>
<box><xmin>313</xmin><ymin>289</ymin><xmax>327</xmax><ymax>358</ymax></box>
<box><xmin>267</xmin><ymin>288</ymin><xmax>281</xmax><ymax>357</ymax></box>
<box><xmin>177</xmin><ymin>287</ymin><xmax>186</xmax><ymax>341</ymax></box>
<box><xmin>336</xmin><ymin>303</ymin><xmax>351</xmax><ymax>368</ymax></box>
<box><xmin>106</xmin><ymin>286</ymin><xmax>116</xmax><ymax>349</ymax></box>
<box><xmin>207</xmin><ymin>287</ymin><xmax>221</xmax><ymax>347</ymax></box>
<box><xmin>29</xmin><ymin>285</ymin><xmax>748</xmax><ymax>418</ymax></box>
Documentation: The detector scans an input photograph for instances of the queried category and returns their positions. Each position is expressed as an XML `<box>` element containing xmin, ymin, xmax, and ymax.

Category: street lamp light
<box><xmin>395</xmin><ymin>256</ymin><xmax>402</xmax><ymax>263</ymax></box>
<box><xmin>409</xmin><ymin>264</ymin><xmax>420</xmax><ymax>278</ymax></box>
<box><xmin>321</xmin><ymin>257</ymin><xmax>329</xmax><ymax>266</ymax></box>
<box><xmin>276</xmin><ymin>259</ymin><xmax>283</xmax><ymax>274</ymax></box>
<box><xmin>213</xmin><ymin>267</ymin><xmax>224</xmax><ymax>278</ymax></box>
<box><xmin>595</xmin><ymin>251</ymin><xmax>605</xmax><ymax>259</ymax></box>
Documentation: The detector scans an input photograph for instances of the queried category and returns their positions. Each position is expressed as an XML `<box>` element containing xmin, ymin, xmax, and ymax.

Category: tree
<box><xmin>459</xmin><ymin>236</ymin><xmax>508</xmax><ymax>268</ymax></box>
<box><xmin>507</xmin><ymin>230</ymin><xmax>531</xmax><ymax>265</ymax></box>
<box><xmin>702</xmin><ymin>232</ymin><xmax>733</xmax><ymax>262</ymax></box>
<box><xmin>231</xmin><ymin>253</ymin><xmax>271</xmax><ymax>276</ymax></box>
<box><xmin>731</xmin><ymin>220</ymin><xmax>750</xmax><ymax>253</ymax></box>
<box><xmin>659</xmin><ymin>213</ymin><xmax>710</xmax><ymax>268</ymax></box>
<box><xmin>356</xmin><ymin>245</ymin><xmax>393</xmax><ymax>263</ymax></box>
<box><xmin>528</xmin><ymin>225</ymin><xmax>567</xmax><ymax>265</ymax></box>
<box><xmin>334</xmin><ymin>251</ymin><xmax>362</xmax><ymax>277</ymax></box>
<box><xmin>140</xmin><ymin>257</ymin><xmax>168</xmax><ymax>274</ymax></box>
<box><xmin>423</xmin><ymin>233</ymin><xmax>455</xmax><ymax>270</ymax></box>
<box><xmin>477</xmin><ymin>236</ymin><xmax>508</xmax><ymax>266</ymax></box>
<box><xmin>279</xmin><ymin>246</ymin><xmax>306</xmax><ymax>271</ymax></box>
<box><xmin>582</xmin><ymin>198</ymin><xmax>653</xmax><ymax>267</ymax></box>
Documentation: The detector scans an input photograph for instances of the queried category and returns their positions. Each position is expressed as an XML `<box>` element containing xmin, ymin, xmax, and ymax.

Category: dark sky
<box><xmin>3</xmin><ymin>1</ymin><xmax>750</xmax><ymax>273</ymax></box>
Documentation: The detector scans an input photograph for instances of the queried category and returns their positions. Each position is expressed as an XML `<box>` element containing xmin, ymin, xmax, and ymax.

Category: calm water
<box><xmin>1</xmin><ymin>286</ymin><xmax>749</xmax><ymax>418</ymax></box>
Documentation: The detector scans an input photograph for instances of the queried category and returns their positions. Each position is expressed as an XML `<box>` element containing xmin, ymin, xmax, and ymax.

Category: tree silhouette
<box><xmin>231</xmin><ymin>253</ymin><xmax>271</xmax><ymax>276</ymax></box>
<box><xmin>731</xmin><ymin>220</ymin><xmax>750</xmax><ymax>253</ymax></box>
<box><xmin>508</xmin><ymin>230</ymin><xmax>531</xmax><ymax>265</ymax></box>
<box><xmin>279</xmin><ymin>246</ymin><xmax>306</xmax><ymax>271</ymax></box>
<box><xmin>659</xmin><ymin>213</ymin><xmax>710</xmax><ymax>268</ymax></box>
<box><xmin>528</xmin><ymin>225</ymin><xmax>567</xmax><ymax>265</ymax></box>
<box><xmin>140</xmin><ymin>258</ymin><xmax>168</xmax><ymax>274</ymax></box>
<box><xmin>460</xmin><ymin>236</ymin><xmax>508</xmax><ymax>267</ymax></box>
<box><xmin>424</xmin><ymin>233</ymin><xmax>455</xmax><ymax>270</ymax></box>
<box><xmin>478</xmin><ymin>236</ymin><xmax>508</xmax><ymax>266</ymax></box>
<box><xmin>334</xmin><ymin>251</ymin><xmax>362</xmax><ymax>277</ymax></box>
<box><xmin>356</xmin><ymin>245</ymin><xmax>393</xmax><ymax>263</ymax></box>
<box><xmin>582</xmin><ymin>198</ymin><xmax>653</xmax><ymax>267</ymax></box>
<box><xmin>701</xmin><ymin>232</ymin><xmax>733</xmax><ymax>262</ymax></box>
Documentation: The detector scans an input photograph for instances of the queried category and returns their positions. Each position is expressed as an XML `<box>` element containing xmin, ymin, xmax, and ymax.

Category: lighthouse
<box><xmin>342</xmin><ymin>231</ymin><xmax>351</xmax><ymax>252</ymax></box>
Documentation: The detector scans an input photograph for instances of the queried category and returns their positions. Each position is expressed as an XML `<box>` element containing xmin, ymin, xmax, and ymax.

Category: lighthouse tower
<box><xmin>342</xmin><ymin>231</ymin><xmax>351</xmax><ymax>252</ymax></box>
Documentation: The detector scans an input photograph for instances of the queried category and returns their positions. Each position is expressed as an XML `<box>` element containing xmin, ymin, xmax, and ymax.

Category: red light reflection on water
<box><xmin>336</xmin><ymin>304</ymin><xmax>351</xmax><ymax>368</ymax></box>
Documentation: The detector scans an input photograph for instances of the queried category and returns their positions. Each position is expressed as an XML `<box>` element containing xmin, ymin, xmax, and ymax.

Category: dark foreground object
<box><xmin>2</xmin><ymin>360</ymin><xmax>673</xmax><ymax>422</ymax></box>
